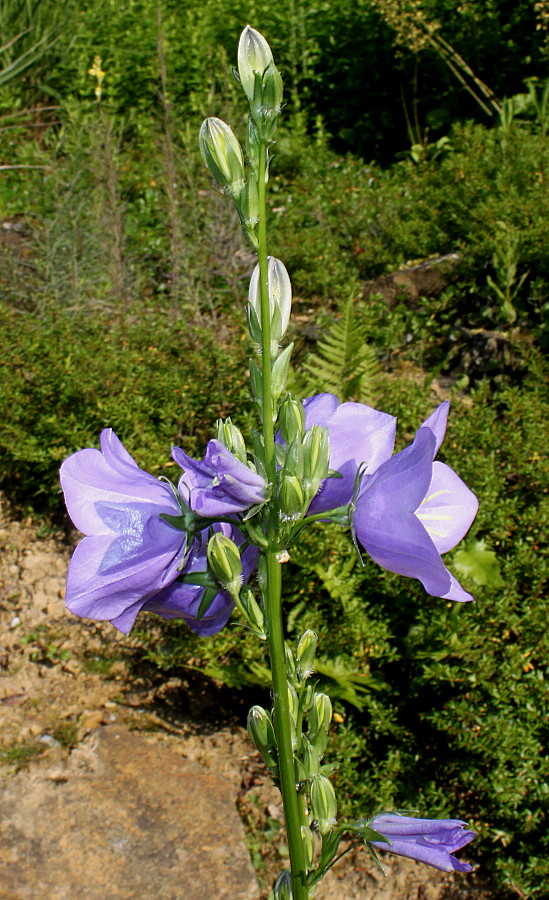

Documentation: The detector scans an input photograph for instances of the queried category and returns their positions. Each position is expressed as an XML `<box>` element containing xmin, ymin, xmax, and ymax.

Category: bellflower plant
<box><xmin>61</xmin><ymin>26</ymin><xmax>479</xmax><ymax>899</ymax></box>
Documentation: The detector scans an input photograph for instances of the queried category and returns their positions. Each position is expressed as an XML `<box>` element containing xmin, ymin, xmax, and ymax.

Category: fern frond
<box><xmin>296</xmin><ymin>299</ymin><xmax>381</xmax><ymax>405</ymax></box>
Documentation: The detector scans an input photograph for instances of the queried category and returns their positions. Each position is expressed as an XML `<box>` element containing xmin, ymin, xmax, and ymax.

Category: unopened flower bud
<box><xmin>308</xmin><ymin>692</ymin><xmax>332</xmax><ymax>755</ymax></box>
<box><xmin>273</xmin><ymin>870</ymin><xmax>293</xmax><ymax>900</ymax></box>
<box><xmin>238</xmin><ymin>26</ymin><xmax>274</xmax><ymax>103</ymax></box>
<box><xmin>207</xmin><ymin>532</ymin><xmax>242</xmax><ymax>598</ymax></box>
<box><xmin>247</xmin><ymin>706</ymin><xmax>278</xmax><ymax>772</ymax></box>
<box><xmin>217</xmin><ymin>418</ymin><xmax>247</xmax><ymax>463</ymax></box>
<box><xmin>279</xmin><ymin>474</ymin><xmax>305</xmax><ymax>521</ymax></box>
<box><xmin>301</xmin><ymin>735</ymin><xmax>321</xmax><ymax>779</ymax></box>
<box><xmin>310</xmin><ymin>774</ymin><xmax>338</xmax><ymax>835</ymax></box>
<box><xmin>296</xmin><ymin>630</ymin><xmax>318</xmax><ymax>680</ymax></box>
<box><xmin>279</xmin><ymin>395</ymin><xmax>306</xmax><ymax>445</ymax></box>
<box><xmin>301</xmin><ymin>825</ymin><xmax>315</xmax><ymax>871</ymax></box>
<box><xmin>199</xmin><ymin>117</ymin><xmax>245</xmax><ymax>197</ymax></box>
<box><xmin>271</xmin><ymin>343</ymin><xmax>294</xmax><ymax>399</ymax></box>
<box><xmin>302</xmin><ymin>425</ymin><xmax>330</xmax><ymax>505</ymax></box>
<box><xmin>282</xmin><ymin>436</ymin><xmax>304</xmax><ymax>480</ymax></box>
<box><xmin>248</xmin><ymin>257</ymin><xmax>292</xmax><ymax>342</ymax></box>
<box><xmin>239</xmin><ymin>584</ymin><xmax>265</xmax><ymax>637</ymax></box>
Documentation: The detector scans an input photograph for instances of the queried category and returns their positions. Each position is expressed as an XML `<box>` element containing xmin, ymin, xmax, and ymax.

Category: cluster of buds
<box><xmin>199</xmin><ymin>26</ymin><xmax>283</xmax><ymax>249</ymax></box>
<box><xmin>277</xmin><ymin>397</ymin><xmax>330</xmax><ymax>526</ymax></box>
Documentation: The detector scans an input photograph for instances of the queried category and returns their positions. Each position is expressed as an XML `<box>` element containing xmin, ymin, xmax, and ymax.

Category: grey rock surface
<box><xmin>0</xmin><ymin>725</ymin><xmax>259</xmax><ymax>900</ymax></box>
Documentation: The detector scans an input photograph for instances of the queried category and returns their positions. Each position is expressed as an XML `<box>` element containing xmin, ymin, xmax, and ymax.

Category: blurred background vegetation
<box><xmin>0</xmin><ymin>0</ymin><xmax>548</xmax><ymax>897</ymax></box>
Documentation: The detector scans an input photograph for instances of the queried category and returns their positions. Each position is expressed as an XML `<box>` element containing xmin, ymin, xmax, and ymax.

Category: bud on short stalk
<box><xmin>247</xmin><ymin>706</ymin><xmax>278</xmax><ymax>773</ymax></box>
<box><xmin>302</xmin><ymin>426</ymin><xmax>330</xmax><ymax>506</ymax></box>
<box><xmin>216</xmin><ymin>418</ymin><xmax>247</xmax><ymax>463</ymax></box>
<box><xmin>239</xmin><ymin>584</ymin><xmax>266</xmax><ymax>638</ymax></box>
<box><xmin>271</xmin><ymin>343</ymin><xmax>294</xmax><ymax>400</ymax></box>
<box><xmin>300</xmin><ymin>735</ymin><xmax>322</xmax><ymax>779</ymax></box>
<box><xmin>248</xmin><ymin>257</ymin><xmax>292</xmax><ymax>343</ymax></box>
<box><xmin>279</xmin><ymin>395</ymin><xmax>306</xmax><ymax>444</ymax></box>
<box><xmin>296</xmin><ymin>630</ymin><xmax>318</xmax><ymax>680</ymax></box>
<box><xmin>199</xmin><ymin>117</ymin><xmax>245</xmax><ymax>197</ymax></box>
<box><xmin>279</xmin><ymin>474</ymin><xmax>305</xmax><ymax>521</ymax></box>
<box><xmin>310</xmin><ymin>774</ymin><xmax>338</xmax><ymax>835</ymax></box>
<box><xmin>301</xmin><ymin>825</ymin><xmax>316</xmax><ymax>871</ymax></box>
<box><xmin>308</xmin><ymin>692</ymin><xmax>332</xmax><ymax>755</ymax></box>
<box><xmin>207</xmin><ymin>532</ymin><xmax>242</xmax><ymax>599</ymax></box>
<box><xmin>273</xmin><ymin>870</ymin><xmax>293</xmax><ymax>900</ymax></box>
<box><xmin>238</xmin><ymin>26</ymin><xmax>283</xmax><ymax>137</ymax></box>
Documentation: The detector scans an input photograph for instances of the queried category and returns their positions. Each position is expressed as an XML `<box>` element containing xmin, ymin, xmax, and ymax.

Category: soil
<box><xmin>0</xmin><ymin>493</ymin><xmax>491</xmax><ymax>900</ymax></box>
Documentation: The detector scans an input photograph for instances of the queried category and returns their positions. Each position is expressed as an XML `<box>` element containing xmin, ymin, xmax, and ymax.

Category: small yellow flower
<box><xmin>88</xmin><ymin>55</ymin><xmax>105</xmax><ymax>101</ymax></box>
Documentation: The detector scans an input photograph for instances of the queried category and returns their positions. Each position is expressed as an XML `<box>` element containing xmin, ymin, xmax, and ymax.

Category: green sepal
<box><xmin>195</xmin><ymin>586</ymin><xmax>219</xmax><ymax>621</ymax></box>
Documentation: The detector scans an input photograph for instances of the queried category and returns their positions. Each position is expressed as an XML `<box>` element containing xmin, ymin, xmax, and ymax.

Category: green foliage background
<box><xmin>0</xmin><ymin>2</ymin><xmax>548</xmax><ymax>897</ymax></box>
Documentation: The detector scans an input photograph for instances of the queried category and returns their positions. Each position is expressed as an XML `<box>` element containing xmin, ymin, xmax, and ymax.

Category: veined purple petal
<box><xmin>369</xmin><ymin>814</ymin><xmax>475</xmax><ymax>874</ymax></box>
<box><xmin>417</xmin><ymin>462</ymin><xmax>479</xmax><ymax>554</ymax></box>
<box><xmin>173</xmin><ymin>439</ymin><xmax>265</xmax><ymax>517</ymax></box>
<box><xmin>420</xmin><ymin>401</ymin><xmax>449</xmax><ymax>455</ymax></box>
<box><xmin>303</xmin><ymin>394</ymin><xmax>396</xmax><ymax>513</ymax></box>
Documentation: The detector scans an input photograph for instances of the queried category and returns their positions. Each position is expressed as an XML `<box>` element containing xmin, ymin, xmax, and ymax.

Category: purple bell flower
<box><xmin>173</xmin><ymin>439</ymin><xmax>266</xmax><ymax>517</ymax></box>
<box><xmin>302</xmin><ymin>393</ymin><xmax>396</xmax><ymax>514</ymax></box>
<box><xmin>60</xmin><ymin>429</ymin><xmax>188</xmax><ymax>634</ymax></box>
<box><xmin>143</xmin><ymin>523</ymin><xmax>258</xmax><ymax>636</ymax></box>
<box><xmin>369</xmin><ymin>814</ymin><xmax>475</xmax><ymax>873</ymax></box>
<box><xmin>352</xmin><ymin>402</ymin><xmax>478</xmax><ymax>602</ymax></box>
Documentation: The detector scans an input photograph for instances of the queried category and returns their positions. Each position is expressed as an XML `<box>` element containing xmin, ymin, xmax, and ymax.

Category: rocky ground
<box><xmin>0</xmin><ymin>493</ymin><xmax>488</xmax><ymax>900</ymax></box>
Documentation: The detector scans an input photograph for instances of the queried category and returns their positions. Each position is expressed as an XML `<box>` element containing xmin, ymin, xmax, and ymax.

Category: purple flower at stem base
<box><xmin>368</xmin><ymin>814</ymin><xmax>475</xmax><ymax>873</ymax></box>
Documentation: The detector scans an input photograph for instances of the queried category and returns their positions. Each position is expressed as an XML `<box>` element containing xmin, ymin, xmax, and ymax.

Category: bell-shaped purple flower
<box><xmin>143</xmin><ymin>524</ymin><xmax>258</xmax><ymax>636</ymax></box>
<box><xmin>173</xmin><ymin>439</ymin><xmax>266</xmax><ymax>517</ymax></box>
<box><xmin>60</xmin><ymin>429</ymin><xmax>188</xmax><ymax>634</ymax></box>
<box><xmin>352</xmin><ymin>402</ymin><xmax>478</xmax><ymax>602</ymax></box>
<box><xmin>303</xmin><ymin>393</ymin><xmax>396</xmax><ymax>514</ymax></box>
<box><xmin>368</xmin><ymin>814</ymin><xmax>475</xmax><ymax>873</ymax></box>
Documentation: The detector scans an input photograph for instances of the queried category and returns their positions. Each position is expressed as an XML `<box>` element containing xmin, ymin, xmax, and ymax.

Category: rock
<box><xmin>363</xmin><ymin>253</ymin><xmax>462</xmax><ymax>307</ymax></box>
<box><xmin>0</xmin><ymin>725</ymin><xmax>259</xmax><ymax>900</ymax></box>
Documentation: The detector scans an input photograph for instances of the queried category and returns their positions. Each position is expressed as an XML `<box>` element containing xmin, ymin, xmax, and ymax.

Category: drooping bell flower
<box><xmin>352</xmin><ymin>402</ymin><xmax>478</xmax><ymax>602</ymax></box>
<box><xmin>143</xmin><ymin>523</ymin><xmax>258</xmax><ymax>636</ymax></box>
<box><xmin>173</xmin><ymin>439</ymin><xmax>266</xmax><ymax>518</ymax></box>
<box><xmin>368</xmin><ymin>814</ymin><xmax>475</xmax><ymax>873</ymax></box>
<box><xmin>302</xmin><ymin>393</ymin><xmax>396</xmax><ymax>515</ymax></box>
<box><xmin>60</xmin><ymin>429</ymin><xmax>188</xmax><ymax>633</ymax></box>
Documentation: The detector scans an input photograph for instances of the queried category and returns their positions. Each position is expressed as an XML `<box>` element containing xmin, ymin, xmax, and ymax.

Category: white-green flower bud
<box><xmin>248</xmin><ymin>257</ymin><xmax>292</xmax><ymax>343</ymax></box>
<box><xmin>207</xmin><ymin>532</ymin><xmax>242</xmax><ymax>598</ymax></box>
<box><xmin>238</xmin><ymin>26</ymin><xmax>274</xmax><ymax>103</ymax></box>
<box><xmin>301</xmin><ymin>735</ymin><xmax>321</xmax><ymax>779</ymax></box>
<box><xmin>282</xmin><ymin>436</ymin><xmax>304</xmax><ymax>480</ymax></box>
<box><xmin>273</xmin><ymin>870</ymin><xmax>293</xmax><ymax>900</ymax></box>
<box><xmin>247</xmin><ymin>706</ymin><xmax>278</xmax><ymax>772</ymax></box>
<box><xmin>271</xmin><ymin>343</ymin><xmax>294</xmax><ymax>400</ymax></box>
<box><xmin>278</xmin><ymin>395</ymin><xmax>306</xmax><ymax>445</ymax></box>
<box><xmin>216</xmin><ymin>418</ymin><xmax>247</xmax><ymax>463</ymax></box>
<box><xmin>302</xmin><ymin>425</ymin><xmax>330</xmax><ymax>505</ymax></box>
<box><xmin>199</xmin><ymin>117</ymin><xmax>245</xmax><ymax>197</ymax></box>
<box><xmin>239</xmin><ymin>585</ymin><xmax>265</xmax><ymax>637</ymax></box>
<box><xmin>308</xmin><ymin>692</ymin><xmax>332</xmax><ymax>755</ymax></box>
<box><xmin>301</xmin><ymin>825</ymin><xmax>316</xmax><ymax>871</ymax></box>
<box><xmin>296</xmin><ymin>630</ymin><xmax>318</xmax><ymax>680</ymax></box>
<box><xmin>310</xmin><ymin>774</ymin><xmax>338</xmax><ymax>835</ymax></box>
<box><xmin>279</xmin><ymin>474</ymin><xmax>305</xmax><ymax>521</ymax></box>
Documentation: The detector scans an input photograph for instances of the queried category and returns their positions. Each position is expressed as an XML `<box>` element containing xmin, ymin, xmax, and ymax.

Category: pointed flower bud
<box><xmin>207</xmin><ymin>532</ymin><xmax>243</xmax><ymax>599</ymax></box>
<box><xmin>308</xmin><ymin>692</ymin><xmax>332</xmax><ymax>755</ymax></box>
<box><xmin>296</xmin><ymin>630</ymin><xmax>318</xmax><ymax>680</ymax></box>
<box><xmin>279</xmin><ymin>474</ymin><xmax>305</xmax><ymax>521</ymax></box>
<box><xmin>273</xmin><ymin>870</ymin><xmax>293</xmax><ymax>900</ymax></box>
<box><xmin>248</xmin><ymin>256</ymin><xmax>292</xmax><ymax>342</ymax></box>
<box><xmin>216</xmin><ymin>418</ymin><xmax>247</xmax><ymax>464</ymax></box>
<box><xmin>310</xmin><ymin>774</ymin><xmax>338</xmax><ymax>835</ymax></box>
<box><xmin>301</xmin><ymin>826</ymin><xmax>315</xmax><ymax>871</ymax></box>
<box><xmin>238</xmin><ymin>26</ymin><xmax>274</xmax><ymax>103</ymax></box>
<box><xmin>279</xmin><ymin>395</ymin><xmax>306</xmax><ymax>445</ymax></box>
<box><xmin>302</xmin><ymin>425</ymin><xmax>330</xmax><ymax>506</ymax></box>
<box><xmin>247</xmin><ymin>706</ymin><xmax>278</xmax><ymax>773</ymax></box>
<box><xmin>199</xmin><ymin>117</ymin><xmax>245</xmax><ymax>197</ymax></box>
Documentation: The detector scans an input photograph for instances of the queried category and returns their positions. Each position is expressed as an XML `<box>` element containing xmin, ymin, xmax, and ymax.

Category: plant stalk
<box><xmin>257</xmin><ymin>138</ymin><xmax>309</xmax><ymax>900</ymax></box>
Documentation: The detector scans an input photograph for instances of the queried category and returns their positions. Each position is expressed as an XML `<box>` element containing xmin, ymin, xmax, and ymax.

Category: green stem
<box><xmin>257</xmin><ymin>139</ymin><xmax>309</xmax><ymax>900</ymax></box>
<box><xmin>265</xmin><ymin>551</ymin><xmax>309</xmax><ymax>900</ymax></box>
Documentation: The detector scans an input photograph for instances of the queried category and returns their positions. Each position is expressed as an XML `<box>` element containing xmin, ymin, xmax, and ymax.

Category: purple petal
<box><xmin>420</xmin><ymin>401</ymin><xmax>449</xmax><ymax>456</ymax></box>
<box><xmin>369</xmin><ymin>815</ymin><xmax>475</xmax><ymax>873</ymax></box>
<box><xmin>370</xmin><ymin>838</ymin><xmax>473</xmax><ymax>873</ymax></box>
<box><xmin>416</xmin><ymin>462</ymin><xmax>479</xmax><ymax>554</ymax></box>
<box><xmin>303</xmin><ymin>393</ymin><xmax>340</xmax><ymax>428</ymax></box>
<box><xmin>443</xmin><ymin>572</ymin><xmax>474</xmax><ymax>603</ymax></box>
<box><xmin>173</xmin><ymin>440</ymin><xmax>265</xmax><ymax>516</ymax></box>
<box><xmin>304</xmin><ymin>395</ymin><xmax>396</xmax><ymax>513</ymax></box>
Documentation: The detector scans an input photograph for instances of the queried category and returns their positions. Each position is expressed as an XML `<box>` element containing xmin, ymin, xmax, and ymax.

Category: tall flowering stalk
<box><xmin>61</xmin><ymin>27</ymin><xmax>478</xmax><ymax>900</ymax></box>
